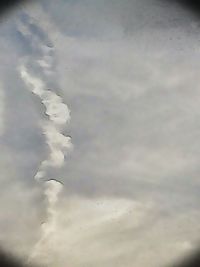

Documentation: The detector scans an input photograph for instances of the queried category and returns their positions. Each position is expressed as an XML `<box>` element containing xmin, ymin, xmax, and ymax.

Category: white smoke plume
<box><xmin>17</xmin><ymin>13</ymin><xmax>72</xmax><ymax>263</ymax></box>
<box><xmin>29</xmin><ymin>179</ymin><xmax>63</xmax><ymax>264</ymax></box>
<box><xmin>19</xmin><ymin>65</ymin><xmax>72</xmax><ymax>181</ymax></box>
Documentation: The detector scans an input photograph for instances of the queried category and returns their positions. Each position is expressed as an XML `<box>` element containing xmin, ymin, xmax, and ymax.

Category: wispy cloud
<box><xmin>17</xmin><ymin>12</ymin><xmax>72</xmax><ymax>263</ymax></box>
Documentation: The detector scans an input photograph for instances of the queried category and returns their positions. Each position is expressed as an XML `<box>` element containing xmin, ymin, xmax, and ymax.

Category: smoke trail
<box><xmin>29</xmin><ymin>179</ymin><xmax>63</xmax><ymax>264</ymax></box>
<box><xmin>19</xmin><ymin>65</ymin><xmax>72</xmax><ymax>181</ymax></box>
<box><xmin>17</xmin><ymin>13</ymin><xmax>72</xmax><ymax>263</ymax></box>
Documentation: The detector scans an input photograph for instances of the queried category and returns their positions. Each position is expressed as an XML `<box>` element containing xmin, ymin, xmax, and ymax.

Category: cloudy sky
<box><xmin>0</xmin><ymin>0</ymin><xmax>200</xmax><ymax>266</ymax></box>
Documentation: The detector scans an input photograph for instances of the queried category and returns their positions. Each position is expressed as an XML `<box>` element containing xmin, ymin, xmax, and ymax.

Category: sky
<box><xmin>0</xmin><ymin>0</ymin><xmax>200</xmax><ymax>266</ymax></box>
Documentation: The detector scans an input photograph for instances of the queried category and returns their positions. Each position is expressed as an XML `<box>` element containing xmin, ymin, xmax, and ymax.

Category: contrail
<box><xmin>17</xmin><ymin>13</ymin><xmax>72</xmax><ymax>264</ymax></box>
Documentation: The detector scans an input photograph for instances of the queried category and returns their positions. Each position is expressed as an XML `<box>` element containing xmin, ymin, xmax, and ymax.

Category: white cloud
<box><xmin>31</xmin><ymin>196</ymin><xmax>155</xmax><ymax>267</ymax></box>
<box><xmin>29</xmin><ymin>195</ymin><xmax>200</xmax><ymax>267</ymax></box>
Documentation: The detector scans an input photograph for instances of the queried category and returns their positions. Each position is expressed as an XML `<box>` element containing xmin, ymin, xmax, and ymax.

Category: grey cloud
<box><xmin>41</xmin><ymin>0</ymin><xmax>200</xmax><ymax>41</ymax></box>
<box><xmin>1</xmin><ymin>1</ymin><xmax>200</xmax><ymax>267</ymax></box>
<box><xmin>54</xmin><ymin>37</ymin><xmax>200</xmax><ymax>206</ymax></box>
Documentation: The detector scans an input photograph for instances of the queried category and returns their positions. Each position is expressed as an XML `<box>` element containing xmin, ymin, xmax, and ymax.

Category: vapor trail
<box><xmin>17</xmin><ymin>13</ymin><xmax>72</xmax><ymax>264</ymax></box>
